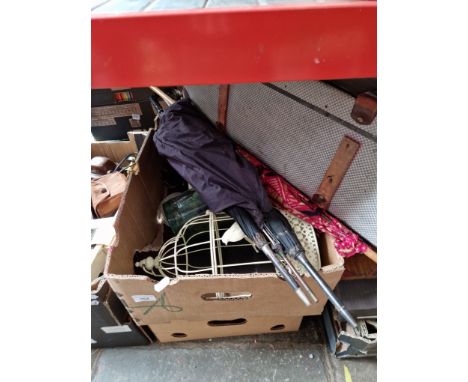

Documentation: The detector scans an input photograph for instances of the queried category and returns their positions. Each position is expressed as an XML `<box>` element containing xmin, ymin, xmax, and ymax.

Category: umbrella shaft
<box><xmin>261</xmin><ymin>245</ymin><xmax>310</xmax><ymax>306</ymax></box>
<box><xmin>296</xmin><ymin>253</ymin><xmax>357</xmax><ymax>328</ymax></box>
<box><xmin>278</xmin><ymin>252</ymin><xmax>319</xmax><ymax>303</ymax></box>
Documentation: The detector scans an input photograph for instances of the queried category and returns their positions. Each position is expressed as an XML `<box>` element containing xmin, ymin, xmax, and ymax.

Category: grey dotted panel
<box><xmin>329</xmin><ymin>142</ymin><xmax>377</xmax><ymax>246</ymax></box>
<box><xmin>227</xmin><ymin>82</ymin><xmax>337</xmax><ymax>189</ymax></box>
<box><xmin>185</xmin><ymin>85</ymin><xmax>219</xmax><ymax>125</ymax></box>
<box><xmin>272</xmin><ymin>81</ymin><xmax>377</xmax><ymax>137</ymax></box>
<box><xmin>268</xmin><ymin>81</ymin><xmax>377</xmax><ymax>245</ymax></box>
<box><xmin>186</xmin><ymin>81</ymin><xmax>377</xmax><ymax>246</ymax></box>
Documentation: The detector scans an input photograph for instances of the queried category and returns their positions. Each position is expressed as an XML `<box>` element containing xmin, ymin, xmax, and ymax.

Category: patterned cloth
<box><xmin>237</xmin><ymin>148</ymin><xmax>368</xmax><ymax>258</ymax></box>
<box><xmin>280</xmin><ymin>209</ymin><xmax>321</xmax><ymax>271</ymax></box>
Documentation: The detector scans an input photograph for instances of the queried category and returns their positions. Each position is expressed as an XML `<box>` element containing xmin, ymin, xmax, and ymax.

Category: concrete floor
<box><xmin>91</xmin><ymin>318</ymin><xmax>376</xmax><ymax>382</ymax></box>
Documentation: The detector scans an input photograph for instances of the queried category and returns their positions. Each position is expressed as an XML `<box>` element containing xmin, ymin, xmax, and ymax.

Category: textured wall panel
<box><xmin>186</xmin><ymin>81</ymin><xmax>377</xmax><ymax>246</ymax></box>
<box><xmin>271</xmin><ymin>81</ymin><xmax>377</xmax><ymax>138</ymax></box>
<box><xmin>186</xmin><ymin>85</ymin><xmax>219</xmax><ymax>124</ymax></box>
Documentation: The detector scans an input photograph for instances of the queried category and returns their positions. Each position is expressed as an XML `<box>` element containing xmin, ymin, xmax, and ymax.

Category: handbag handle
<box><xmin>91</xmin><ymin>179</ymin><xmax>110</xmax><ymax>198</ymax></box>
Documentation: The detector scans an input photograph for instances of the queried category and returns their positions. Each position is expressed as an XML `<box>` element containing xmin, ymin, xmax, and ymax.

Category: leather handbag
<box><xmin>91</xmin><ymin>156</ymin><xmax>116</xmax><ymax>176</ymax></box>
<box><xmin>91</xmin><ymin>172</ymin><xmax>127</xmax><ymax>218</ymax></box>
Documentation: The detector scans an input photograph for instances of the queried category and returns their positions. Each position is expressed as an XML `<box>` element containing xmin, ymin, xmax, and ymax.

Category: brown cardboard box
<box><xmin>91</xmin><ymin>239</ymin><xmax>153</xmax><ymax>348</ymax></box>
<box><xmin>148</xmin><ymin>315</ymin><xmax>303</xmax><ymax>343</ymax></box>
<box><xmin>91</xmin><ymin>131</ymin><xmax>139</xmax><ymax>163</ymax></box>
<box><xmin>91</xmin><ymin>278</ymin><xmax>153</xmax><ymax>348</ymax></box>
<box><xmin>91</xmin><ymin>138</ymin><xmax>154</xmax><ymax>348</ymax></box>
<box><xmin>105</xmin><ymin>130</ymin><xmax>345</xmax><ymax>327</ymax></box>
<box><xmin>322</xmin><ymin>303</ymin><xmax>377</xmax><ymax>358</ymax></box>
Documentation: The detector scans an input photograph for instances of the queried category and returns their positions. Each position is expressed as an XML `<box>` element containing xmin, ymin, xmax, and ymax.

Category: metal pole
<box><xmin>278</xmin><ymin>252</ymin><xmax>319</xmax><ymax>304</ymax></box>
<box><xmin>296</xmin><ymin>253</ymin><xmax>357</xmax><ymax>329</ymax></box>
<box><xmin>260</xmin><ymin>244</ymin><xmax>310</xmax><ymax>307</ymax></box>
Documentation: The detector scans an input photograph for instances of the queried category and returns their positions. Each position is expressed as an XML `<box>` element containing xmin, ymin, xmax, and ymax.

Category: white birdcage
<box><xmin>136</xmin><ymin>211</ymin><xmax>269</xmax><ymax>279</ymax></box>
<box><xmin>135</xmin><ymin>209</ymin><xmax>321</xmax><ymax>280</ymax></box>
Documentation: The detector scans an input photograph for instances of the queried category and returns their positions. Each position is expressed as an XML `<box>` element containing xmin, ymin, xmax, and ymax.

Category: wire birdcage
<box><xmin>136</xmin><ymin>210</ymin><xmax>321</xmax><ymax>282</ymax></box>
<box><xmin>135</xmin><ymin>211</ymin><xmax>274</xmax><ymax>279</ymax></box>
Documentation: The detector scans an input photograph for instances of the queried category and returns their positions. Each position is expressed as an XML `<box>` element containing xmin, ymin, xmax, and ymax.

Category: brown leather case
<box><xmin>91</xmin><ymin>172</ymin><xmax>127</xmax><ymax>218</ymax></box>
<box><xmin>91</xmin><ymin>156</ymin><xmax>117</xmax><ymax>175</ymax></box>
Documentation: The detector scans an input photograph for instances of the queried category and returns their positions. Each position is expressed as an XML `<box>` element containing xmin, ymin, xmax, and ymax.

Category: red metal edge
<box><xmin>92</xmin><ymin>2</ymin><xmax>376</xmax><ymax>89</ymax></box>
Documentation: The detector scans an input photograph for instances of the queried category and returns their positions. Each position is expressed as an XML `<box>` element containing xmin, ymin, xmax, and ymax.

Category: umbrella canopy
<box><xmin>263</xmin><ymin>208</ymin><xmax>304</xmax><ymax>259</ymax></box>
<box><xmin>237</xmin><ymin>147</ymin><xmax>368</xmax><ymax>258</ymax></box>
<box><xmin>154</xmin><ymin>99</ymin><xmax>271</xmax><ymax>226</ymax></box>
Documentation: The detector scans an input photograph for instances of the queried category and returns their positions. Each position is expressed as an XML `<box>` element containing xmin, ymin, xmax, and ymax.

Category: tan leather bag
<box><xmin>91</xmin><ymin>156</ymin><xmax>116</xmax><ymax>176</ymax></box>
<box><xmin>91</xmin><ymin>172</ymin><xmax>127</xmax><ymax>218</ymax></box>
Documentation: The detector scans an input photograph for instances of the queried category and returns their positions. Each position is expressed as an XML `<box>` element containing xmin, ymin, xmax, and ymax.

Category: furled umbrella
<box><xmin>226</xmin><ymin>206</ymin><xmax>310</xmax><ymax>306</ymax></box>
<box><xmin>263</xmin><ymin>208</ymin><xmax>358</xmax><ymax>328</ymax></box>
<box><xmin>154</xmin><ymin>98</ymin><xmax>271</xmax><ymax>227</ymax></box>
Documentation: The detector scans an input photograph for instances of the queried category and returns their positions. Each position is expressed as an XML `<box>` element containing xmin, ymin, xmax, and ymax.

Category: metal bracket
<box><xmin>216</xmin><ymin>84</ymin><xmax>230</xmax><ymax>132</ymax></box>
<box><xmin>312</xmin><ymin>136</ymin><xmax>361</xmax><ymax>209</ymax></box>
<box><xmin>351</xmin><ymin>92</ymin><xmax>377</xmax><ymax>125</ymax></box>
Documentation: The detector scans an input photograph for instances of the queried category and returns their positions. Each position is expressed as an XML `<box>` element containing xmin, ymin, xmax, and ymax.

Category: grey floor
<box><xmin>91</xmin><ymin>318</ymin><xmax>376</xmax><ymax>382</ymax></box>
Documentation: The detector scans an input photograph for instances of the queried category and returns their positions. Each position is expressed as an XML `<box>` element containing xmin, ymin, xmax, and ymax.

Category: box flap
<box><xmin>107</xmin><ymin>129</ymin><xmax>162</xmax><ymax>275</ymax></box>
<box><xmin>91</xmin><ymin>133</ymin><xmax>138</xmax><ymax>163</ymax></box>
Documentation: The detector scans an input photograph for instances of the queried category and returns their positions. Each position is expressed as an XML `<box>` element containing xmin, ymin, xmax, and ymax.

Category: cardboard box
<box><xmin>333</xmin><ymin>279</ymin><xmax>377</xmax><ymax>320</ymax></box>
<box><xmin>105</xmin><ymin>130</ymin><xmax>345</xmax><ymax>326</ymax></box>
<box><xmin>91</xmin><ymin>243</ymin><xmax>153</xmax><ymax>349</ymax></box>
<box><xmin>91</xmin><ymin>278</ymin><xmax>153</xmax><ymax>348</ymax></box>
<box><xmin>149</xmin><ymin>315</ymin><xmax>303</xmax><ymax>343</ymax></box>
<box><xmin>322</xmin><ymin>303</ymin><xmax>377</xmax><ymax>358</ymax></box>
<box><xmin>91</xmin><ymin>131</ymin><xmax>140</xmax><ymax>163</ymax></box>
<box><xmin>91</xmin><ymin>138</ymin><xmax>156</xmax><ymax>348</ymax></box>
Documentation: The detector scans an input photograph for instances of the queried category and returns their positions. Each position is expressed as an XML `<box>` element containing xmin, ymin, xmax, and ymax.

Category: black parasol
<box><xmin>154</xmin><ymin>99</ymin><xmax>271</xmax><ymax>226</ymax></box>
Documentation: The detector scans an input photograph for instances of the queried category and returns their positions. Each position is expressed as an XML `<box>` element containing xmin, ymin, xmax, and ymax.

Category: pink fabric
<box><xmin>238</xmin><ymin>147</ymin><xmax>368</xmax><ymax>258</ymax></box>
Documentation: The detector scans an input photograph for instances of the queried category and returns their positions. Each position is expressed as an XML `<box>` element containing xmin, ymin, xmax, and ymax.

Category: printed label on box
<box><xmin>132</xmin><ymin>295</ymin><xmax>157</xmax><ymax>303</ymax></box>
<box><xmin>100</xmin><ymin>325</ymin><xmax>132</xmax><ymax>334</ymax></box>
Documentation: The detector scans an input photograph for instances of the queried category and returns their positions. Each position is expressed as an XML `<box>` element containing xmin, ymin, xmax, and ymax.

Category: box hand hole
<box><xmin>201</xmin><ymin>292</ymin><xmax>252</xmax><ymax>301</ymax></box>
<box><xmin>207</xmin><ymin>318</ymin><xmax>247</xmax><ymax>327</ymax></box>
<box><xmin>270</xmin><ymin>324</ymin><xmax>285</xmax><ymax>331</ymax></box>
<box><xmin>171</xmin><ymin>332</ymin><xmax>187</xmax><ymax>338</ymax></box>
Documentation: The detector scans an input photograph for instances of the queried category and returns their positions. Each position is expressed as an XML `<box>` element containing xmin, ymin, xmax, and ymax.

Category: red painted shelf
<box><xmin>91</xmin><ymin>1</ymin><xmax>376</xmax><ymax>88</ymax></box>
